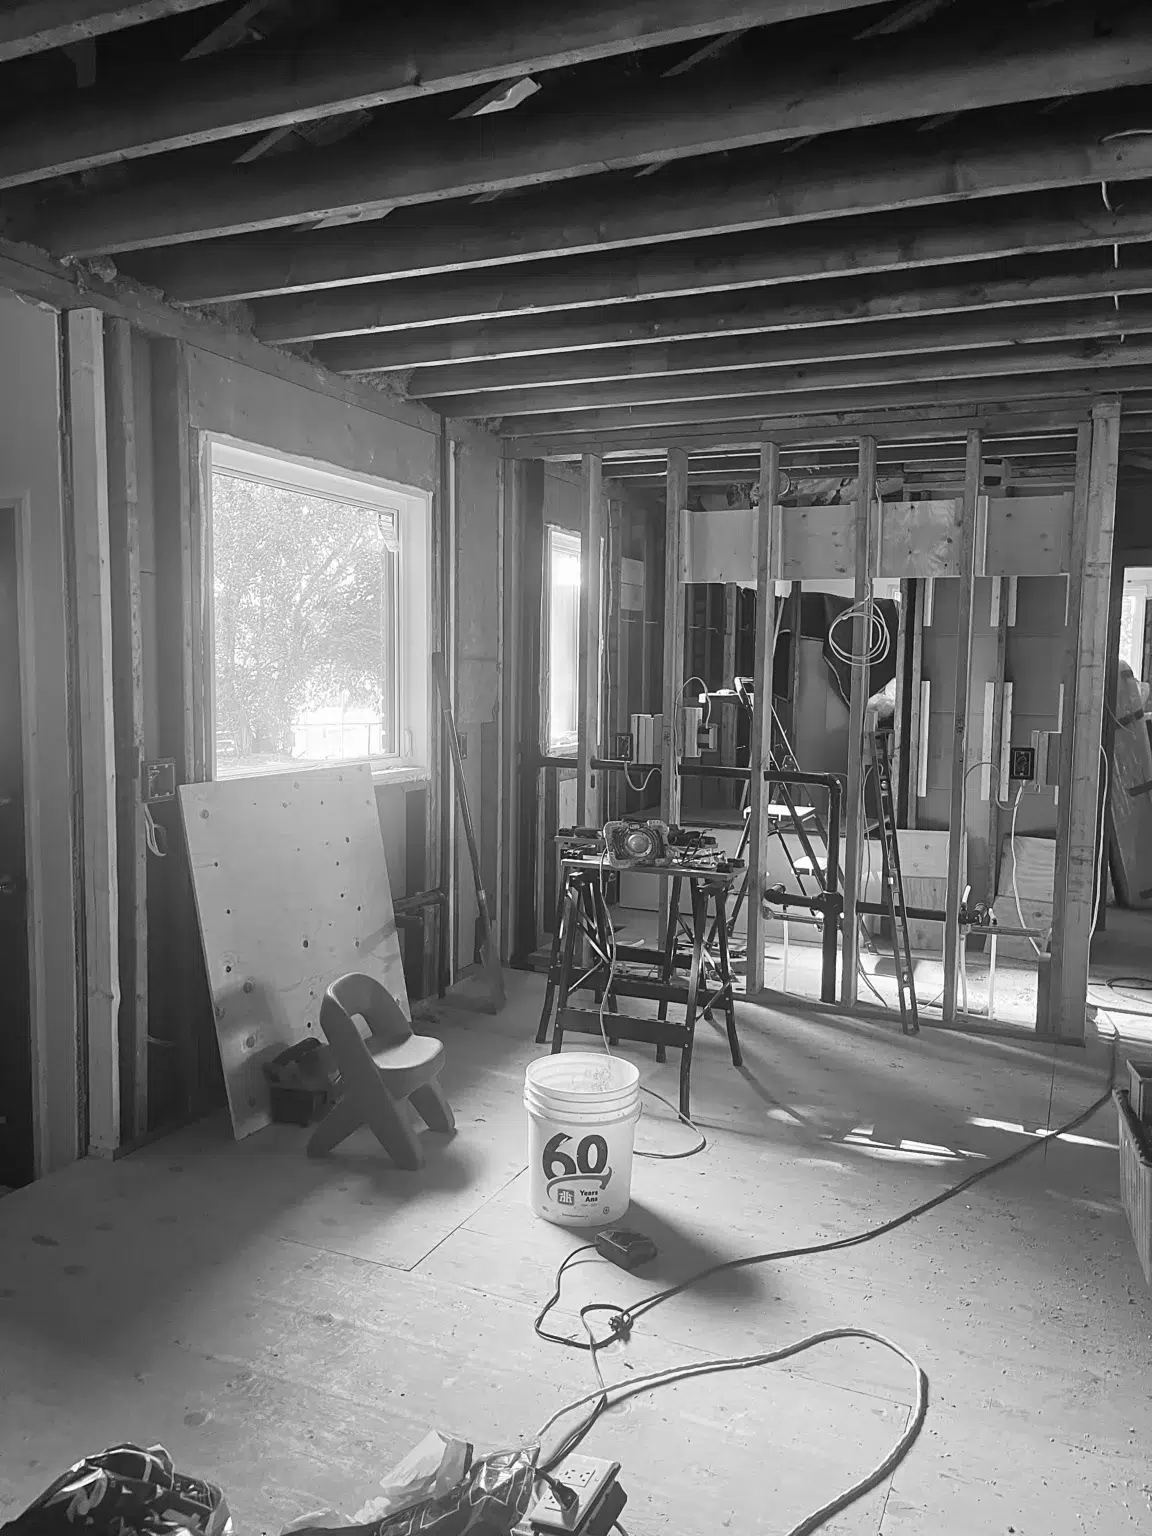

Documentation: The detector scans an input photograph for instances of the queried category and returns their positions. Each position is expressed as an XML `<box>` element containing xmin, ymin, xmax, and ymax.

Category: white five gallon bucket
<box><xmin>524</xmin><ymin>1053</ymin><xmax>641</xmax><ymax>1227</ymax></box>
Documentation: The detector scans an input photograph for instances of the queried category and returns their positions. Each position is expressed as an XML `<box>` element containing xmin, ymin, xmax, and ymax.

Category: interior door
<box><xmin>0</xmin><ymin>505</ymin><xmax>33</xmax><ymax>1187</ymax></box>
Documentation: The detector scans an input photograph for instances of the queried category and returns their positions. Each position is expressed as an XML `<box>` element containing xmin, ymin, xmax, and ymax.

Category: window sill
<box><xmin>370</xmin><ymin>762</ymin><xmax>431</xmax><ymax>789</ymax></box>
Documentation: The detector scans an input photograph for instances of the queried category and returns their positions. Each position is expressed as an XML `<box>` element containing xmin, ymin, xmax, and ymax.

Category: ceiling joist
<box><xmin>23</xmin><ymin>9</ymin><xmax>1152</xmax><ymax>256</ymax></box>
<box><xmin>125</xmin><ymin>117</ymin><xmax>1152</xmax><ymax>305</ymax></box>
<box><xmin>0</xmin><ymin>0</ymin><xmax>879</xmax><ymax>195</ymax></box>
<box><xmin>0</xmin><ymin>0</ymin><xmax>222</xmax><ymax>61</ymax></box>
<box><xmin>258</xmin><ymin>188</ymin><xmax>1152</xmax><ymax>344</ymax></box>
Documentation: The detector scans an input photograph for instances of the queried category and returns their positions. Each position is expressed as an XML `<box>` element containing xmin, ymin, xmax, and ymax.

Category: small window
<box><xmin>545</xmin><ymin>527</ymin><xmax>582</xmax><ymax>754</ymax></box>
<box><xmin>206</xmin><ymin>439</ymin><xmax>429</xmax><ymax>781</ymax></box>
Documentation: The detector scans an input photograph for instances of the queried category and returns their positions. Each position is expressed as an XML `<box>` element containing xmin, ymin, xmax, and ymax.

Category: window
<box><xmin>206</xmin><ymin>439</ymin><xmax>429</xmax><ymax>781</ymax></box>
<box><xmin>545</xmin><ymin>526</ymin><xmax>581</xmax><ymax>754</ymax></box>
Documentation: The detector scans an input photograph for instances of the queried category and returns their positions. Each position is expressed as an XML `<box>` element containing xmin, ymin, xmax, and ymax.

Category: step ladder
<box><xmin>870</xmin><ymin>728</ymin><xmax>919</xmax><ymax>1035</ymax></box>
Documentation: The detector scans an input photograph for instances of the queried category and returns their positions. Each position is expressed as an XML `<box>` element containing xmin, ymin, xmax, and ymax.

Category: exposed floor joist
<box><xmin>122</xmin><ymin>114</ymin><xmax>1152</xmax><ymax>304</ymax></box>
<box><xmin>20</xmin><ymin>10</ymin><xmax>1152</xmax><ymax>255</ymax></box>
<box><xmin>0</xmin><ymin>2</ymin><xmax>880</xmax><ymax>189</ymax></box>
<box><xmin>0</xmin><ymin>0</ymin><xmax>222</xmax><ymax>61</ymax></box>
<box><xmin>258</xmin><ymin>189</ymin><xmax>1152</xmax><ymax>344</ymax></box>
<box><xmin>401</xmin><ymin>303</ymin><xmax>1152</xmax><ymax>399</ymax></box>
<box><xmin>308</xmin><ymin>257</ymin><xmax>1152</xmax><ymax>371</ymax></box>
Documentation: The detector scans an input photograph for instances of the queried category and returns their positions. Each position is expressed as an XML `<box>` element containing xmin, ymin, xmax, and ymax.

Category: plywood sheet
<box><xmin>992</xmin><ymin>832</ymin><xmax>1054</xmax><ymax>960</ymax></box>
<box><xmin>180</xmin><ymin>764</ymin><xmax>408</xmax><ymax>1139</ymax></box>
<box><xmin>984</xmin><ymin>495</ymin><xmax>1073</xmax><ymax>577</ymax></box>
<box><xmin>879</xmin><ymin>500</ymin><xmax>962</xmax><ymax>578</ymax></box>
<box><xmin>773</xmin><ymin>503</ymin><xmax>856</xmax><ymax>580</ymax></box>
<box><xmin>682</xmin><ymin>506</ymin><xmax>756</xmax><ymax>584</ymax></box>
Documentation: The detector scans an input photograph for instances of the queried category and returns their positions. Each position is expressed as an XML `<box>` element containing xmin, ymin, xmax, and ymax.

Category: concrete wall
<box><xmin>0</xmin><ymin>288</ymin><xmax>80</xmax><ymax>1174</ymax></box>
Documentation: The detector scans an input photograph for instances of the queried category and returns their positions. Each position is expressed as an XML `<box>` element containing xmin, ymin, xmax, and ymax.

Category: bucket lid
<box><xmin>525</xmin><ymin>1052</ymin><xmax>640</xmax><ymax>1099</ymax></box>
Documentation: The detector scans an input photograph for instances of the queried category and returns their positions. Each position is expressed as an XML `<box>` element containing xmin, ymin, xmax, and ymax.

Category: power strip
<box><xmin>525</xmin><ymin>1456</ymin><xmax>622</xmax><ymax>1534</ymax></box>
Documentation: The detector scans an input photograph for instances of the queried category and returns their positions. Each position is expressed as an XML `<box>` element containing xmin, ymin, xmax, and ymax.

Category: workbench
<box><xmin>535</xmin><ymin>854</ymin><xmax>742</xmax><ymax>1118</ymax></box>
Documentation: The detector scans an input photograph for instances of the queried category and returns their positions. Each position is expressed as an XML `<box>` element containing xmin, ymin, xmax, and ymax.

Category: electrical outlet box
<box><xmin>613</xmin><ymin>731</ymin><xmax>633</xmax><ymax>762</ymax></box>
<box><xmin>141</xmin><ymin>758</ymin><xmax>176</xmax><ymax>802</ymax></box>
<box><xmin>528</xmin><ymin>1456</ymin><xmax>620</xmax><ymax>1533</ymax></box>
<box><xmin>458</xmin><ymin>732</ymin><xmax>467</xmax><ymax>759</ymax></box>
<box><xmin>1009</xmin><ymin>745</ymin><xmax>1036</xmax><ymax>782</ymax></box>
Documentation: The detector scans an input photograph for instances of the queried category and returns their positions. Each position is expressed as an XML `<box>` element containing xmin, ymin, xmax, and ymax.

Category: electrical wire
<box><xmin>621</xmin><ymin>762</ymin><xmax>660</xmax><ymax>794</ymax></box>
<box><xmin>827</xmin><ymin>599</ymin><xmax>890</xmax><ymax>667</ymax></box>
<box><xmin>595</xmin><ymin>848</ymin><xmax>707</xmax><ymax>1161</ymax></box>
<box><xmin>143</xmin><ymin>802</ymin><xmax>167</xmax><ymax>857</ymax></box>
<box><xmin>531</xmin><ymin>1079</ymin><xmax>1112</xmax><ymax>1529</ymax></box>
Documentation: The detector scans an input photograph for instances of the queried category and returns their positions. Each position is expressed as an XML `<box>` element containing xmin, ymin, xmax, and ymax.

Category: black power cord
<box><xmin>533</xmin><ymin>1081</ymin><xmax>1115</xmax><ymax>1526</ymax></box>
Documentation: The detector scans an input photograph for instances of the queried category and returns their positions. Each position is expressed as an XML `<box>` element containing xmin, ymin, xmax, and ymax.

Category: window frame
<box><xmin>203</xmin><ymin>435</ymin><xmax>431</xmax><ymax>785</ymax></box>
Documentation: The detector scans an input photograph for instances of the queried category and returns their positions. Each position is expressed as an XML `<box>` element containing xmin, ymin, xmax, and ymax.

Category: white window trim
<box><xmin>204</xmin><ymin>435</ymin><xmax>431</xmax><ymax>785</ymax></box>
<box><xmin>544</xmin><ymin>524</ymin><xmax>582</xmax><ymax>757</ymax></box>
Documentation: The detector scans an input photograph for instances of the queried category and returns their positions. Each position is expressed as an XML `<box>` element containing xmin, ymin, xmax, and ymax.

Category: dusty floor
<box><xmin>1</xmin><ymin>973</ymin><xmax>1150</xmax><ymax>1535</ymax></box>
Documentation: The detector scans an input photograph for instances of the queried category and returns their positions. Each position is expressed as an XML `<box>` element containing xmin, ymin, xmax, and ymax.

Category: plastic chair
<box><xmin>307</xmin><ymin>972</ymin><xmax>455</xmax><ymax>1168</ymax></box>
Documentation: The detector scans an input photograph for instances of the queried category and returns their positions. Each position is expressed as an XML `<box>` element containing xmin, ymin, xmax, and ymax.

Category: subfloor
<box><xmin>1</xmin><ymin>974</ymin><xmax>1150</xmax><ymax>1535</ymax></box>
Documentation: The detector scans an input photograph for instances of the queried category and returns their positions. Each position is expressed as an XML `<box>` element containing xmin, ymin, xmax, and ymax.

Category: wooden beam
<box><xmin>1045</xmin><ymin>400</ymin><xmax>1120</xmax><ymax>1041</ymax></box>
<box><xmin>721</xmin><ymin>583</ymin><xmax>739</xmax><ymax>806</ymax></box>
<box><xmin>431</xmin><ymin>337</ymin><xmax>1152</xmax><ymax>419</ymax></box>
<box><xmin>576</xmin><ymin>453</ymin><xmax>603</xmax><ymax>828</ymax></box>
<box><xmin>131</xmin><ymin>117</ymin><xmax>1152</xmax><ymax>305</ymax></box>
<box><xmin>746</xmin><ymin>443</ymin><xmax>780</xmax><ymax>994</ymax></box>
<box><xmin>0</xmin><ymin>1</ymin><xmax>220</xmax><ymax>61</ymax></box>
<box><xmin>33</xmin><ymin>12</ymin><xmax>1152</xmax><ymax>254</ymax></box>
<box><xmin>260</xmin><ymin>188</ymin><xmax>1152</xmax><ymax>345</ymax></box>
<box><xmin>660</xmin><ymin>448</ymin><xmax>689</xmax><ymax>838</ymax></box>
<box><xmin>841</xmin><ymin>437</ymin><xmax>876</xmax><ymax>1005</ymax></box>
<box><xmin>104</xmin><ymin>316</ymin><xmax>148</xmax><ymax>1143</ymax></box>
<box><xmin>312</xmin><ymin>260</ymin><xmax>1152</xmax><ymax>373</ymax></box>
<box><xmin>406</xmin><ymin>303</ymin><xmax>1152</xmax><ymax>399</ymax></box>
<box><xmin>66</xmin><ymin>308</ymin><xmax>120</xmax><ymax>1156</ymax></box>
<box><xmin>2</xmin><ymin>2</ymin><xmax>877</xmax><ymax>191</ymax></box>
<box><xmin>495</xmin><ymin>367</ymin><xmax>1152</xmax><ymax>439</ymax></box>
<box><xmin>941</xmin><ymin>429</ymin><xmax>981</xmax><ymax>1025</ymax></box>
<box><xmin>506</xmin><ymin>403</ymin><xmax>1117</xmax><ymax>458</ymax></box>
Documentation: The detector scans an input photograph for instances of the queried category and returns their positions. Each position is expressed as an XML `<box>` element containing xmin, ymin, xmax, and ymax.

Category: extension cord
<box><xmin>522</xmin><ymin>1456</ymin><xmax>623</xmax><ymax>1535</ymax></box>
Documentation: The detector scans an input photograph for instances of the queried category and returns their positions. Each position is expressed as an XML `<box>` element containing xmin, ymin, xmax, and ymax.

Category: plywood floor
<box><xmin>1</xmin><ymin>973</ymin><xmax>1150</xmax><ymax>1536</ymax></box>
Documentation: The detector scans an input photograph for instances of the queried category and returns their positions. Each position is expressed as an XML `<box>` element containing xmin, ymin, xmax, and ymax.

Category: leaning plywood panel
<box><xmin>1109</xmin><ymin>664</ymin><xmax>1152</xmax><ymax>909</ymax></box>
<box><xmin>180</xmin><ymin>764</ymin><xmax>408</xmax><ymax>1139</ymax></box>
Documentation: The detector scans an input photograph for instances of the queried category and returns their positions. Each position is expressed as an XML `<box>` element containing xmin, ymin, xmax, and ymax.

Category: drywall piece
<box><xmin>878</xmin><ymin>500</ymin><xmax>962</xmax><ymax>578</ymax></box>
<box><xmin>983</xmin><ymin>494</ymin><xmax>1074</xmax><ymax>576</ymax></box>
<box><xmin>180</xmin><ymin>764</ymin><xmax>409</xmax><ymax>1140</ymax></box>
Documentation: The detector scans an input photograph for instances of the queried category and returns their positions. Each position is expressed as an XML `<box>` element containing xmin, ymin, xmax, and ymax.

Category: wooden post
<box><xmin>514</xmin><ymin>459</ymin><xmax>545</xmax><ymax>963</ymax></box>
<box><xmin>150</xmin><ymin>335</ymin><xmax>203</xmax><ymax>1114</ymax></box>
<box><xmin>720</xmin><ymin>581</ymin><xmax>739</xmax><ymax>805</ymax></box>
<box><xmin>787</xmin><ymin>578</ymin><xmax>803</xmax><ymax>750</ymax></box>
<box><xmin>605</xmin><ymin>495</ymin><xmax>624</xmax><ymax>823</ymax></box>
<box><xmin>746</xmin><ymin>443</ymin><xmax>780</xmax><ymax>994</ymax></box>
<box><xmin>892</xmin><ymin>577</ymin><xmax>911</xmax><ymax>821</ymax></box>
<box><xmin>104</xmin><ymin>317</ymin><xmax>148</xmax><ymax>1143</ymax></box>
<box><xmin>577</xmin><ymin>452</ymin><xmax>603</xmax><ymax>828</ymax></box>
<box><xmin>67</xmin><ymin>309</ymin><xmax>120</xmax><ymax>1157</ymax></box>
<box><xmin>905</xmin><ymin>580</ymin><xmax>925</xmax><ymax>830</ymax></box>
<box><xmin>942</xmin><ymin>429</ymin><xmax>982</xmax><ymax>1024</ymax></box>
<box><xmin>986</xmin><ymin>578</ymin><xmax>1011</xmax><ymax>906</ymax></box>
<box><xmin>641</xmin><ymin>507</ymin><xmax>659</xmax><ymax>715</ymax></box>
<box><xmin>1046</xmin><ymin>400</ymin><xmax>1121</xmax><ymax>1040</ymax></box>
<box><xmin>841</xmin><ymin>435</ymin><xmax>877</xmax><ymax>1006</ymax></box>
<box><xmin>660</xmin><ymin>448</ymin><xmax>688</xmax><ymax>832</ymax></box>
